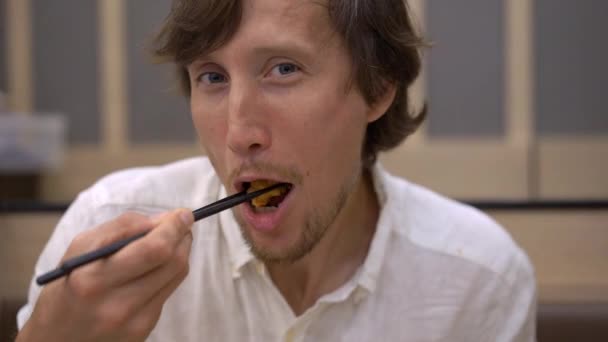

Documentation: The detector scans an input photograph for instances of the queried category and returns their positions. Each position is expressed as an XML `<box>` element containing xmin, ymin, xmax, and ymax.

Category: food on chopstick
<box><xmin>246</xmin><ymin>180</ymin><xmax>290</xmax><ymax>208</ymax></box>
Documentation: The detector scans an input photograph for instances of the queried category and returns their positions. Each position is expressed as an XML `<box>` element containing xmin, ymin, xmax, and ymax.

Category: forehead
<box><xmin>231</xmin><ymin>0</ymin><xmax>335</xmax><ymax>53</ymax></box>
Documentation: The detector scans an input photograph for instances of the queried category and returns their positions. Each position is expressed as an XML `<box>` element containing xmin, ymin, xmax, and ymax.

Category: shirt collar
<box><xmin>355</xmin><ymin>162</ymin><xmax>394</xmax><ymax>294</ymax></box>
<box><xmin>219</xmin><ymin>163</ymin><xmax>397</xmax><ymax>288</ymax></box>
<box><xmin>218</xmin><ymin>186</ymin><xmax>255</xmax><ymax>278</ymax></box>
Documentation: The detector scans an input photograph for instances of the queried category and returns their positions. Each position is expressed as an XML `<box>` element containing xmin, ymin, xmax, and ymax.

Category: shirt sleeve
<box><xmin>502</xmin><ymin>254</ymin><xmax>537</xmax><ymax>342</ymax></box>
<box><xmin>479</xmin><ymin>250</ymin><xmax>538</xmax><ymax>342</ymax></box>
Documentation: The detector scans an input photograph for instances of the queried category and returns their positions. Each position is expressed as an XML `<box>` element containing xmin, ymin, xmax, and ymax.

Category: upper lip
<box><xmin>233</xmin><ymin>174</ymin><xmax>292</xmax><ymax>193</ymax></box>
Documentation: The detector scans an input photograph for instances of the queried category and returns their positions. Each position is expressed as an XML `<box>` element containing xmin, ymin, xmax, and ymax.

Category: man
<box><xmin>17</xmin><ymin>0</ymin><xmax>536</xmax><ymax>341</ymax></box>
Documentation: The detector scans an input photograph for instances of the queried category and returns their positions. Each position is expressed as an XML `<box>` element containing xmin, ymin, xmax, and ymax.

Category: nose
<box><xmin>226</xmin><ymin>82</ymin><xmax>271</xmax><ymax>157</ymax></box>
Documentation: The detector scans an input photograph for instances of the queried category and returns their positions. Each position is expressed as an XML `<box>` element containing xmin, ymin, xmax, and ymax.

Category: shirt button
<box><xmin>353</xmin><ymin>288</ymin><xmax>367</xmax><ymax>304</ymax></box>
<box><xmin>285</xmin><ymin>328</ymin><xmax>296</xmax><ymax>342</ymax></box>
<box><xmin>255</xmin><ymin>261</ymin><xmax>265</xmax><ymax>275</ymax></box>
<box><xmin>232</xmin><ymin>268</ymin><xmax>241</xmax><ymax>278</ymax></box>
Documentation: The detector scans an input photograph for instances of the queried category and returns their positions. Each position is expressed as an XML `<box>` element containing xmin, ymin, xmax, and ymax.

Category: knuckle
<box><xmin>142</xmin><ymin>238</ymin><xmax>173</xmax><ymax>263</ymax></box>
<box><xmin>96</xmin><ymin>304</ymin><xmax>130</xmax><ymax>333</ymax></box>
<box><xmin>174</xmin><ymin>236</ymin><xmax>192</xmax><ymax>273</ymax></box>
<box><xmin>175</xmin><ymin>251</ymin><xmax>190</xmax><ymax>274</ymax></box>
<box><xmin>127</xmin><ymin>316</ymin><xmax>156</xmax><ymax>339</ymax></box>
<box><xmin>168</xmin><ymin>211</ymin><xmax>185</xmax><ymax>229</ymax></box>
<box><xmin>69</xmin><ymin>274</ymin><xmax>102</xmax><ymax>300</ymax></box>
<box><xmin>117</xmin><ymin>211</ymin><xmax>147</xmax><ymax>227</ymax></box>
<box><xmin>179</xmin><ymin>262</ymin><xmax>190</xmax><ymax>279</ymax></box>
<box><xmin>70</xmin><ymin>231</ymin><xmax>90</xmax><ymax>250</ymax></box>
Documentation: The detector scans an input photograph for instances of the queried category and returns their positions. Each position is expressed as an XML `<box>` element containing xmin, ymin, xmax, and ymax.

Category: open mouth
<box><xmin>243</xmin><ymin>180</ymin><xmax>293</xmax><ymax>212</ymax></box>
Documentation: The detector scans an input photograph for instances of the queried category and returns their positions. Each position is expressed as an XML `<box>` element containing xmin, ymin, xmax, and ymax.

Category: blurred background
<box><xmin>1</xmin><ymin>0</ymin><xmax>607</xmax><ymax>340</ymax></box>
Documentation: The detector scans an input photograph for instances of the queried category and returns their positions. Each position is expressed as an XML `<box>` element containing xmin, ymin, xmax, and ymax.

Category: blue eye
<box><xmin>272</xmin><ymin>63</ymin><xmax>300</xmax><ymax>76</ymax></box>
<box><xmin>199</xmin><ymin>72</ymin><xmax>227</xmax><ymax>84</ymax></box>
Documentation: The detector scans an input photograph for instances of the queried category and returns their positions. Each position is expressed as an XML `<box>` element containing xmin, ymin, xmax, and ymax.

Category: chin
<box><xmin>238</xmin><ymin>222</ymin><xmax>307</xmax><ymax>263</ymax></box>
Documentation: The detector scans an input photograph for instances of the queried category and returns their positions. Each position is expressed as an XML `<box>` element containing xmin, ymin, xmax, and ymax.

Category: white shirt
<box><xmin>19</xmin><ymin>157</ymin><xmax>537</xmax><ymax>341</ymax></box>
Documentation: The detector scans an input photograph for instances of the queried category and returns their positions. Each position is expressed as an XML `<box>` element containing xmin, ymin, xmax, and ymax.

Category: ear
<box><xmin>367</xmin><ymin>82</ymin><xmax>397</xmax><ymax>123</ymax></box>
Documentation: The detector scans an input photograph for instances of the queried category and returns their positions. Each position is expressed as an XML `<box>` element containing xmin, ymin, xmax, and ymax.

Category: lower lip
<box><xmin>239</xmin><ymin>187</ymin><xmax>294</xmax><ymax>232</ymax></box>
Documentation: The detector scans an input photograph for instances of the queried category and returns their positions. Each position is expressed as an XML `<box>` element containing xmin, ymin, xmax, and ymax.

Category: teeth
<box><xmin>253</xmin><ymin>206</ymin><xmax>278</xmax><ymax>213</ymax></box>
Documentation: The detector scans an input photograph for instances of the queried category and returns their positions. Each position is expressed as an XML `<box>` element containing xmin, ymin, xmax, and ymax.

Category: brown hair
<box><xmin>152</xmin><ymin>0</ymin><xmax>427</xmax><ymax>167</ymax></box>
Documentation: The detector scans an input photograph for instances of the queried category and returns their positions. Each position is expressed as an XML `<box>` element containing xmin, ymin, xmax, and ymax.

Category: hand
<box><xmin>17</xmin><ymin>209</ymin><xmax>194</xmax><ymax>342</ymax></box>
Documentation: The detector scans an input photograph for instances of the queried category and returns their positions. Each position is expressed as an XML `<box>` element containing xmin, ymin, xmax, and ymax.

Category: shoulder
<box><xmin>380</xmin><ymin>169</ymin><xmax>533</xmax><ymax>284</ymax></box>
<box><xmin>84</xmin><ymin>156</ymin><xmax>218</xmax><ymax>213</ymax></box>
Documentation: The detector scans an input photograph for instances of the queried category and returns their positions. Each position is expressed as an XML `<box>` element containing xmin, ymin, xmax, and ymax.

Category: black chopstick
<box><xmin>36</xmin><ymin>183</ymin><xmax>287</xmax><ymax>286</ymax></box>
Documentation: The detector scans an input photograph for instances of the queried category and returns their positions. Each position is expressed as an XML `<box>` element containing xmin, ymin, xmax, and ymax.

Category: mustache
<box><xmin>228</xmin><ymin>161</ymin><xmax>303</xmax><ymax>186</ymax></box>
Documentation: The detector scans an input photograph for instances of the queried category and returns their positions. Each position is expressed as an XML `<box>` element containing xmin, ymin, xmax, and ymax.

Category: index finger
<box><xmin>147</xmin><ymin>209</ymin><xmax>194</xmax><ymax>247</ymax></box>
<box><xmin>101</xmin><ymin>209</ymin><xmax>194</xmax><ymax>283</ymax></box>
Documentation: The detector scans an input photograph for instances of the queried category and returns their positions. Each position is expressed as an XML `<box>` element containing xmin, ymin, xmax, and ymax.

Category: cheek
<box><xmin>304</xmin><ymin>98</ymin><xmax>367</xmax><ymax>158</ymax></box>
<box><xmin>191</xmin><ymin>104</ymin><xmax>228</xmax><ymax>162</ymax></box>
<box><xmin>280</xmin><ymin>97</ymin><xmax>367</xmax><ymax>193</ymax></box>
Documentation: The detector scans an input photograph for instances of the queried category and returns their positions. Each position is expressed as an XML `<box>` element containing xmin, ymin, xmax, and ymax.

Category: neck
<box><xmin>266</xmin><ymin>168</ymin><xmax>379</xmax><ymax>316</ymax></box>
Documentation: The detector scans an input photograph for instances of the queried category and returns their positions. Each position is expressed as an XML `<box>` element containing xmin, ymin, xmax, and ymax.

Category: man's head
<box><xmin>153</xmin><ymin>0</ymin><xmax>425</xmax><ymax>263</ymax></box>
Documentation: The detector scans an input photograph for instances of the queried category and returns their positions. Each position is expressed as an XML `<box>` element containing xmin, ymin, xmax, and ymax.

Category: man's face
<box><xmin>188</xmin><ymin>0</ymin><xmax>378</xmax><ymax>263</ymax></box>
